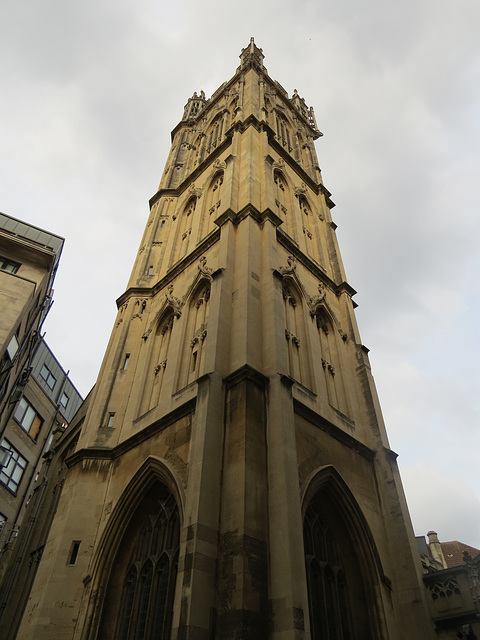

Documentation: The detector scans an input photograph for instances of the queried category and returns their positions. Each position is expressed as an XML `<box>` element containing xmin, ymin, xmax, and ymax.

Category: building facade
<box><xmin>0</xmin><ymin>212</ymin><xmax>63</xmax><ymax>410</ymax></box>
<box><xmin>0</xmin><ymin>214</ymin><xmax>83</xmax><ymax>638</ymax></box>
<box><xmin>0</xmin><ymin>213</ymin><xmax>64</xmax><ymax>540</ymax></box>
<box><xmin>0</xmin><ymin>338</ymin><xmax>83</xmax><ymax>545</ymax></box>
<box><xmin>0</xmin><ymin>378</ymin><xmax>85</xmax><ymax>640</ymax></box>
<box><xmin>418</xmin><ymin>532</ymin><xmax>480</xmax><ymax>639</ymax></box>
<box><xmin>17</xmin><ymin>40</ymin><xmax>435</xmax><ymax>639</ymax></box>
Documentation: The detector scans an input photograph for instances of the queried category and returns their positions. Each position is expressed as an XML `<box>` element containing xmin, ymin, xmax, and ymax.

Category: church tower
<box><xmin>17</xmin><ymin>40</ymin><xmax>434</xmax><ymax>640</ymax></box>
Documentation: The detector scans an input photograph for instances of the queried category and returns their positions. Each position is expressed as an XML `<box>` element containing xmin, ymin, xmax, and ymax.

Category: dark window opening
<box><xmin>0</xmin><ymin>256</ymin><xmax>21</xmax><ymax>274</ymax></box>
<box><xmin>68</xmin><ymin>541</ymin><xmax>81</xmax><ymax>565</ymax></box>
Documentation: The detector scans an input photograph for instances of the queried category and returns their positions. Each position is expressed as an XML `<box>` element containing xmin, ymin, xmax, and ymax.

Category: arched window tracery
<box><xmin>282</xmin><ymin>282</ymin><xmax>310</xmax><ymax>387</ymax></box>
<box><xmin>178</xmin><ymin>280</ymin><xmax>211</xmax><ymax>389</ymax></box>
<box><xmin>101</xmin><ymin>484</ymin><xmax>180</xmax><ymax>640</ymax></box>
<box><xmin>273</xmin><ymin>169</ymin><xmax>297</xmax><ymax>239</ymax></box>
<box><xmin>304</xmin><ymin>497</ymin><xmax>360</xmax><ymax>640</ymax></box>
<box><xmin>206</xmin><ymin>114</ymin><xmax>225</xmax><ymax>154</ymax></box>
<box><xmin>139</xmin><ymin>311</ymin><xmax>174</xmax><ymax>415</ymax></box>
<box><xmin>276</xmin><ymin>112</ymin><xmax>292</xmax><ymax>151</ymax></box>
<box><xmin>118</xmin><ymin>567</ymin><xmax>138</xmax><ymax>640</ymax></box>
<box><xmin>298</xmin><ymin>194</ymin><xmax>311</xmax><ymax>216</ymax></box>
<box><xmin>203</xmin><ymin>171</ymin><xmax>224</xmax><ymax>237</ymax></box>
<box><xmin>315</xmin><ymin>308</ymin><xmax>348</xmax><ymax>415</ymax></box>
<box><xmin>176</xmin><ymin>197</ymin><xmax>196</xmax><ymax>262</ymax></box>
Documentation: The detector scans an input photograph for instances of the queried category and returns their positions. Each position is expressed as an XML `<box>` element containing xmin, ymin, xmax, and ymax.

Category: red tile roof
<box><xmin>439</xmin><ymin>541</ymin><xmax>480</xmax><ymax>568</ymax></box>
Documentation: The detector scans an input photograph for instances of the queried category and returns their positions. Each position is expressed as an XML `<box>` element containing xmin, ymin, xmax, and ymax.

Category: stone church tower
<box><xmin>17</xmin><ymin>40</ymin><xmax>434</xmax><ymax>639</ymax></box>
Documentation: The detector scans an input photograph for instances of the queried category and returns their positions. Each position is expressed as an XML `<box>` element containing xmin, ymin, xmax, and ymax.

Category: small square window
<box><xmin>6</xmin><ymin>334</ymin><xmax>19</xmax><ymax>360</ymax></box>
<box><xmin>147</xmin><ymin>266</ymin><xmax>153</xmax><ymax>276</ymax></box>
<box><xmin>60</xmin><ymin>392</ymin><xmax>69</xmax><ymax>408</ymax></box>
<box><xmin>0</xmin><ymin>256</ymin><xmax>20</xmax><ymax>274</ymax></box>
<box><xmin>40</xmin><ymin>364</ymin><xmax>56</xmax><ymax>390</ymax></box>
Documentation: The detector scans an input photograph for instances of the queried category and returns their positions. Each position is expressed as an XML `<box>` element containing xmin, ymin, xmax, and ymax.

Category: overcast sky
<box><xmin>2</xmin><ymin>0</ymin><xmax>480</xmax><ymax>548</ymax></box>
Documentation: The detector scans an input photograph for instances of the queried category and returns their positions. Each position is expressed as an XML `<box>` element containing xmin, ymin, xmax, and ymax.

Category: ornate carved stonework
<box><xmin>198</xmin><ymin>255</ymin><xmax>213</xmax><ymax>278</ymax></box>
<box><xmin>166</xmin><ymin>285</ymin><xmax>183</xmax><ymax>318</ymax></box>
<box><xmin>213</xmin><ymin>159</ymin><xmax>227</xmax><ymax>171</ymax></box>
<box><xmin>294</xmin><ymin>183</ymin><xmax>308</xmax><ymax>198</ymax></box>
<box><xmin>308</xmin><ymin>282</ymin><xmax>326</xmax><ymax>308</ymax></box>
<box><xmin>279</xmin><ymin>255</ymin><xmax>297</xmax><ymax>276</ymax></box>
<box><xmin>189</xmin><ymin>183</ymin><xmax>203</xmax><ymax>199</ymax></box>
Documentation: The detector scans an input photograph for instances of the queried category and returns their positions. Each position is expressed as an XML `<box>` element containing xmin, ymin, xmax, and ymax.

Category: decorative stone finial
<box><xmin>238</xmin><ymin>37</ymin><xmax>266</xmax><ymax>72</ymax></box>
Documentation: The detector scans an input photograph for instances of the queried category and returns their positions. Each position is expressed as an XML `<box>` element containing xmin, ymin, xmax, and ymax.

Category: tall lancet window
<box><xmin>140</xmin><ymin>312</ymin><xmax>174</xmax><ymax>415</ymax></box>
<box><xmin>298</xmin><ymin>195</ymin><xmax>318</xmax><ymax>263</ymax></box>
<box><xmin>304</xmin><ymin>503</ymin><xmax>353</xmax><ymax>640</ymax></box>
<box><xmin>315</xmin><ymin>309</ymin><xmax>347</xmax><ymax>415</ymax></box>
<box><xmin>206</xmin><ymin>114</ymin><xmax>224</xmax><ymax>154</ymax></box>
<box><xmin>185</xmin><ymin>283</ymin><xmax>210</xmax><ymax>386</ymax></box>
<box><xmin>177</xmin><ymin>280</ymin><xmax>211</xmax><ymax>390</ymax></box>
<box><xmin>276</xmin><ymin>112</ymin><xmax>292</xmax><ymax>151</ymax></box>
<box><xmin>100</xmin><ymin>483</ymin><xmax>180</xmax><ymax>640</ymax></box>
<box><xmin>274</xmin><ymin>169</ymin><xmax>287</xmax><ymax>202</ymax></box>
<box><xmin>283</xmin><ymin>282</ymin><xmax>309</xmax><ymax>387</ymax></box>
<box><xmin>203</xmin><ymin>171</ymin><xmax>224</xmax><ymax>237</ymax></box>
<box><xmin>274</xmin><ymin>169</ymin><xmax>296</xmax><ymax>240</ymax></box>
<box><xmin>303</xmin><ymin>482</ymin><xmax>375</xmax><ymax>640</ymax></box>
<box><xmin>176</xmin><ymin>197</ymin><xmax>196</xmax><ymax>262</ymax></box>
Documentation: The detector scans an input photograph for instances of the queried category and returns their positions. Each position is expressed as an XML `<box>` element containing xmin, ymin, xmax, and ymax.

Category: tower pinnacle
<box><xmin>238</xmin><ymin>36</ymin><xmax>266</xmax><ymax>71</ymax></box>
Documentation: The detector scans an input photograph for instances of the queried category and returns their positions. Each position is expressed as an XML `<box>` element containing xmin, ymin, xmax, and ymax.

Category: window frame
<box><xmin>40</xmin><ymin>363</ymin><xmax>56</xmax><ymax>390</ymax></box>
<box><xmin>13</xmin><ymin>396</ymin><xmax>43</xmax><ymax>440</ymax></box>
<box><xmin>0</xmin><ymin>256</ymin><xmax>21</xmax><ymax>274</ymax></box>
<box><xmin>60</xmin><ymin>391</ymin><xmax>69</xmax><ymax>408</ymax></box>
<box><xmin>0</xmin><ymin>440</ymin><xmax>27</xmax><ymax>494</ymax></box>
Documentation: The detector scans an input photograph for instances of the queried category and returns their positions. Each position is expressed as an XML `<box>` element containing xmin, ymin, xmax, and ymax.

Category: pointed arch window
<box><xmin>134</xmin><ymin>561</ymin><xmax>154</xmax><ymax>640</ymax></box>
<box><xmin>118</xmin><ymin>567</ymin><xmax>138</xmax><ymax>640</ymax></box>
<box><xmin>139</xmin><ymin>311</ymin><xmax>174</xmax><ymax>415</ymax></box>
<box><xmin>298</xmin><ymin>195</ymin><xmax>311</xmax><ymax>216</ymax></box>
<box><xmin>315</xmin><ymin>308</ymin><xmax>347</xmax><ymax>415</ymax></box>
<box><xmin>207</xmin><ymin>114</ymin><xmax>225</xmax><ymax>153</ymax></box>
<box><xmin>276</xmin><ymin>113</ymin><xmax>292</xmax><ymax>151</ymax></box>
<box><xmin>187</xmin><ymin>283</ymin><xmax>210</xmax><ymax>385</ymax></box>
<box><xmin>304</xmin><ymin>503</ymin><xmax>354</xmax><ymax>640</ymax></box>
<box><xmin>273</xmin><ymin>169</ymin><xmax>289</xmax><ymax>219</ymax></box>
<box><xmin>204</xmin><ymin>171</ymin><xmax>224</xmax><ymax>237</ymax></box>
<box><xmin>101</xmin><ymin>484</ymin><xmax>180</xmax><ymax>640</ymax></box>
<box><xmin>177</xmin><ymin>197</ymin><xmax>196</xmax><ymax>261</ymax></box>
<box><xmin>303</xmin><ymin>474</ymin><xmax>380</xmax><ymax>640</ymax></box>
<box><xmin>282</xmin><ymin>282</ymin><xmax>310</xmax><ymax>387</ymax></box>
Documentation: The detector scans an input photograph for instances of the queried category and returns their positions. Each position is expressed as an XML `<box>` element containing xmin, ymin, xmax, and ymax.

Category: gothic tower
<box><xmin>16</xmin><ymin>40</ymin><xmax>434</xmax><ymax>640</ymax></box>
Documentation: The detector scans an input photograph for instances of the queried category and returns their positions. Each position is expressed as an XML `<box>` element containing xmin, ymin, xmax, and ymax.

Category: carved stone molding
<box><xmin>307</xmin><ymin>283</ymin><xmax>347</xmax><ymax>342</ymax></box>
<box><xmin>188</xmin><ymin>183</ymin><xmax>203</xmax><ymax>199</ymax></box>
<box><xmin>294</xmin><ymin>183</ymin><xmax>308</xmax><ymax>198</ymax></box>
<box><xmin>213</xmin><ymin>159</ymin><xmax>227</xmax><ymax>171</ymax></box>
<box><xmin>198</xmin><ymin>255</ymin><xmax>213</xmax><ymax>278</ymax></box>
<box><xmin>279</xmin><ymin>255</ymin><xmax>297</xmax><ymax>276</ymax></box>
<box><xmin>308</xmin><ymin>282</ymin><xmax>326</xmax><ymax>308</ymax></box>
<box><xmin>166</xmin><ymin>284</ymin><xmax>183</xmax><ymax>318</ymax></box>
